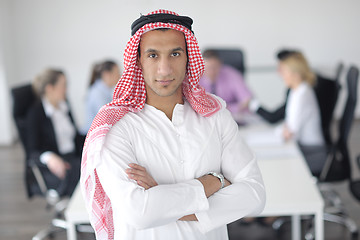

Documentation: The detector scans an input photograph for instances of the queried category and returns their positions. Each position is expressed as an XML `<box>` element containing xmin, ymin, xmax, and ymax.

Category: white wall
<box><xmin>2</xmin><ymin>0</ymin><xmax>360</xmax><ymax>145</ymax></box>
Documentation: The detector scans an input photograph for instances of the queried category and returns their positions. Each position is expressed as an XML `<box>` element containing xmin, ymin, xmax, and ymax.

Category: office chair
<box><xmin>11</xmin><ymin>83</ymin><xmax>70</xmax><ymax>240</ymax></box>
<box><xmin>314</xmin><ymin>63</ymin><xmax>343</xmax><ymax>146</ymax></box>
<box><xmin>11</xmin><ymin>83</ymin><xmax>46</xmax><ymax>197</ymax></box>
<box><xmin>205</xmin><ymin>48</ymin><xmax>246</xmax><ymax>76</ymax></box>
<box><xmin>320</xmin><ymin>65</ymin><xmax>358</xmax><ymax>182</ymax></box>
<box><xmin>349</xmin><ymin>154</ymin><xmax>360</xmax><ymax>202</ymax></box>
<box><xmin>306</xmin><ymin>66</ymin><xmax>359</xmax><ymax>240</ymax></box>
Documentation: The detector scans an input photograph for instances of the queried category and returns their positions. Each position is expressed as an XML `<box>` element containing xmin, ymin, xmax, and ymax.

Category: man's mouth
<box><xmin>156</xmin><ymin>79</ymin><xmax>173</xmax><ymax>85</ymax></box>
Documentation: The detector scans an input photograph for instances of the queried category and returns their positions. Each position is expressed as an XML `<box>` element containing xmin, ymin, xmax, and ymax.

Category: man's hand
<box><xmin>197</xmin><ymin>174</ymin><xmax>231</xmax><ymax>198</ymax></box>
<box><xmin>179</xmin><ymin>214</ymin><xmax>198</xmax><ymax>221</ymax></box>
<box><xmin>47</xmin><ymin>154</ymin><xmax>70</xmax><ymax>179</ymax></box>
<box><xmin>125</xmin><ymin>163</ymin><xmax>158</xmax><ymax>190</ymax></box>
<box><xmin>179</xmin><ymin>174</ymin><xmax>231</xmax><ymax>221</ymax></box>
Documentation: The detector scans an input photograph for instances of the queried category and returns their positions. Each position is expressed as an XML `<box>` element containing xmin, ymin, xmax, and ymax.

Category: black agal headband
<box><xmin>131</xmin><ymin>13</ymin><xmax>194</xmax><ymax>36</ymax></box>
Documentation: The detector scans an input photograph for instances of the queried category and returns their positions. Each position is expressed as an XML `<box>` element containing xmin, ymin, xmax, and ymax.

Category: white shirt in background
<box><xmin>285</xmin><ymin>82</ymin><xmax>325</xmax><ymax>146</ymax></box>
<box><xmin>96</xmin><ymin>99</ymin><xmax>265</xmax><ymax>240</ymax></box>
<box><xmin>40</xmin><ymin>98</ymin><xmax>76</xmax><ymax>164</ymax></box>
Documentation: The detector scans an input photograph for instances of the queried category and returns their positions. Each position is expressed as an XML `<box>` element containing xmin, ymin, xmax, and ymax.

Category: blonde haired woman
<box><xmin>279</xmin><ymin>52</ymin><xmax>327</xmax><ymax>176</ymax></box>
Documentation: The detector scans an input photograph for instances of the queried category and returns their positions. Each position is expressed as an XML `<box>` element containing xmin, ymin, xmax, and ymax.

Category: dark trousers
<box><xmin>43</xmin><ymin>152</ymin><xmax>81</xmax><ymax>197</ymax></box>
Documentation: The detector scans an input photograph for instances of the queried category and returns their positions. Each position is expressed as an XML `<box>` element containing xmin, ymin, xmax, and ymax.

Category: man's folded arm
<box><xmin>193</xmin><ymin>109</ymin><xmax>266</xmax><ymax>233</ymax></box>
<box><xmin>195</xmin><ymin>158</ymin><xmax>266</xmax><ymax>233</ymax></box>
<box><xmin>96</xmin><ymin>146</ymin><xmax>210</xmax><ymax>230</ymax></box>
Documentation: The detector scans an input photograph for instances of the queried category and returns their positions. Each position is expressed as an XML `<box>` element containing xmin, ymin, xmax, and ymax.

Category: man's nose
<box><xmin>157</xmin><ymin>58</ymin><xmax>172</xmax><ymax>77</ymax></box>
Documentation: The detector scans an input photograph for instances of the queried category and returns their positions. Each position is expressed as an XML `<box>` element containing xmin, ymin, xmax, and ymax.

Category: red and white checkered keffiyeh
<box><xmin>80</xmin><ymin>9</ymin><xmax>221</xmax><ymax>239</ymax></box>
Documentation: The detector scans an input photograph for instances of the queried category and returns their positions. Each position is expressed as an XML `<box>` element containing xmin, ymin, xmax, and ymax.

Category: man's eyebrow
<box><xmin>172</xmin><ymin>47</ymin><xmax>185</xmax><ymax>52</ymax></box>
<box><xmin>144</xmin><ymin>48</ymin><xmax>157</xmax><ymax>53</ymax></box>
<box><xmin>144</xmin><ymin>47</ymin><xmax>185</xmax><ymax>53</ymax></box>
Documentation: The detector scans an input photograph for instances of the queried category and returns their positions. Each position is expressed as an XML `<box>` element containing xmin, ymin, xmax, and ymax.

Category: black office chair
<box><xmin>320</xmin><ymin>65</ymin><xmax>358</xmax><ymax>182</ymax></box>
<box><xmin>307</xmin><ymin>66</ymin><xmax>359</xmax><ymax>240</ymax></box>
<box><xmin>314</xmin><ymin>63</ymin><xmax>343</xmax><ymax>146</ymax></box>
<box><xmin>204</xmin><ymin>48</ymin><xmax>246</xmax><ymax>76</ymax></box>
<box><xmin>349</xmin><ymin>154</ymin><xmax>360</xmax><ymax>202</ymax></box>
<box><xmin>11</xmin><ymin>83</ymin><xmax>45</xmax><ymax>197</ymax></box>
<box><xmin>11</xmin><ymin>83</ymin><xmax>70</xmax><ymax>240</ymax></box>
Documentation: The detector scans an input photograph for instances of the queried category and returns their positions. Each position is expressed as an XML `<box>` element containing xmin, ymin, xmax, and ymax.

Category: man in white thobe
<box><xmin>80</xmin><ymin>9</ymin><xmax>266</xmax><ymax>240</ymax></box>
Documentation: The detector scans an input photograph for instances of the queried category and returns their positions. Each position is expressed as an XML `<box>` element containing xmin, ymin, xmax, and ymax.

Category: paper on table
<box><xmin>244</xmin><ymin>127</ymin><xmax>284</xmax><ymax>147</ymax></box>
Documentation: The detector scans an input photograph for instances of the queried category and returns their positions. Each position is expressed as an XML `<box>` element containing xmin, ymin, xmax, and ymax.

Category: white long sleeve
<box><xmin>195</xmin><ymin>107</ymin><xmax>265</xmax><ymax>233</ymax></box>
<box><xmin>97</xmin><ymin>147</ymin><xmax>209</xmax><ymax>230</ymax></box>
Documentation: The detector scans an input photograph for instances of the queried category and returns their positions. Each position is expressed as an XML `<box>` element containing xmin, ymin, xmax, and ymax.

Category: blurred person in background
<box><xmin>83</xmin><ymin>60</ymin><xmax>121</xmax><ymax>134</ymax></box>
<box><xmin>27</xmin><ymin>68</ymin><xmax>84</xmax><ymax>196</ymax></box>
<box><xmin>199</xmin><ymin>49</ymin><xmax>252</xmax><ymax>124</ymax></box>
<box><xmin>250</xmin><ymin>51</ymin><xmax>327</xmax><ymax>177</ymax></box>
<box><xmin>278</xmin><ymin>52</ymin><xmax>327</xmax><ymax>176</ymax></box>
<box><xmin>248</xmin><ymin>49</ymin><xmax>295</xmax><ymax>124</ymax></box>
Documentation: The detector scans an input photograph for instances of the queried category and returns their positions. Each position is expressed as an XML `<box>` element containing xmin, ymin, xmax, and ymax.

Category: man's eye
<box><xmin>172</xmin><ymin>52</ymin><xmax>180</xmax><ymax>57</ymax></box>
<box><xmin>148</xmin><ymin>54</ymin><xmax>157</xmax><ymax>58</ymax></box>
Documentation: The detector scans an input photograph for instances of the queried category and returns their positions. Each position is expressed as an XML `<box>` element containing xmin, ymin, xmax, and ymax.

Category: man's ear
<box><xmin>137</xmin><ymin>45</ymin><xmax>142</xmax><ymax>68</ymax></box>
<box><xmin>137</xmin><ymin>55</ymin><xmax>142</xmax><ymax>69</ymax></box>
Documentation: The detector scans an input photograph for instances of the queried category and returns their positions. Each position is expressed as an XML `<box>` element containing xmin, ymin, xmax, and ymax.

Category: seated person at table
<box><xmin>27</xmin><ymin>68</ymin><xmax>84</xmax><ymax>196</ymax></box>
<box><xmin>199</xmin><ymin>49</ymin><xmax>252</xmax><ymax>120</ymax></box>
<box><xmin>83</xmin><ymin>60</ymin><xmax>121</xmax><ymax>134</ymax></box>
<box><xmin>252</xmin><ymin>51</ymin><xmax>327</xmax><ymax>177</ymax></box>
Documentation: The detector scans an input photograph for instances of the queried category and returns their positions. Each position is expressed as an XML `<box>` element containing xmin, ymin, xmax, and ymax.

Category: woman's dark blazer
<box><xmin>25</xmin><ymin>100</ymin><xmax>85</xmax><ymax>196</ymax></box>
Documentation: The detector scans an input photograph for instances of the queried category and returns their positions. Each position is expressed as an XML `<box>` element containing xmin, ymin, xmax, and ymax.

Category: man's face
<box><xmin>138</xmin><ymin>29</ymin><xmax>188</xmax><ymax>100</ymax></box>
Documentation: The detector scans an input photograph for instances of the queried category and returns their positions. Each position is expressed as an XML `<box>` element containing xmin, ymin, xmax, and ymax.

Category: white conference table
<box><xmin>64</xmin><ymin>184</ymin><xmax>89</xmax><ymax>240</ymax></box>
<box><xmin>65</xmin><ymin>121</ymin><xmax>324</xmax><ymax>240</ymax></box>
<box><xmin>239</xmin><ymin>121</ymin><xmax>324</xmax><ymax>240</ymax></box>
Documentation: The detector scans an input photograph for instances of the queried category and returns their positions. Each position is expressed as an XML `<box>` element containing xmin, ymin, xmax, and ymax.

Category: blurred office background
<box><xmin>1</xmin><ymin>1</ymin><xmax>360</xmax><ymax>239</ymax></box>
<box><xmin>1</xmin><ymin>0</ymin><xmax>360</xmax><ymax>146</ymax></box>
